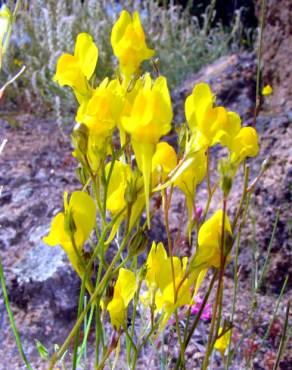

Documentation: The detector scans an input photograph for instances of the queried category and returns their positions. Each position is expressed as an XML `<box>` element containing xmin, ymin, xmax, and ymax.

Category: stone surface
<box><xmin>172</xmin><ymin>52</ymin><xmax>257</xmax><ymax>124</ymax></box>
<box><xmin>259</xmin><ymin>0</ymin><xmax>292</xmax><ymax>111</ymax></box>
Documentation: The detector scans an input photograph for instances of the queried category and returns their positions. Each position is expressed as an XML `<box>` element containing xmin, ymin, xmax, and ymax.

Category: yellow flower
<box><xmin>171</xmin><ymin>148</ymin><xmax>207</xmax><ymax>238</ymax></box>
<box><xmin>106</xmin><ymin>160</ymin><xmax>132</xmax><ymax>214</ymax></box>
<box><xmin>213</xmin><ymin>111</ymin><xmax>241</xmax><ymax>149</ymax></box>
<box><xmin>111</xmin><ymin>10</ymin><xmax>154</xmax><ymax>77</ymax></box>
<box><xmin>194</xmin><ymin>210</ymin><xmax>232</xmax><ymax>269</ymax></box>
<box><xmin>0</xmin><ymin>4</ymin><xmax>12</xmax><ymax>67</ymax></box>
<box><xmin>185</xmin><ymin>82</ymin><xmax>229</xmax><ymax>149</ymax></box>
<box><xmin>214</xmin><ymin>327</ymin><xmax>231</xmax><ymax>357</ymax></box>
<box><xmin>75</xmin><ymin>78</ymin><xmax>124</xmax><ymax>170</ymax></box>
<box><xmin>107</xmin><ymin>268</ymin><xmax>137</xmax><ymax>328</ymax></box>
<box><xmin>145</xmin><ymin>242</ymin><xmax>171</xmax><ymax>291</ymax></box>
<box><xmin>43</xmin><ymin>191</ymin><xmax>96</xmax><ymax>281</ymax></box>
<box><xmin>152</xmin><ymin>142</ymin><xmax>177</xmax><ymax>185</ymax></box>
<box><xmin>54</xmin><ymin>33</ymin><xmax>98</xmax><ymax>102</ymax></box>
<box><xmin>262</xmin><ymin>84</ymin><xmax>273</xmax><ymax>96</ymax></box>
<box><xmin>229</xmin><ymin>127</ymin><xmax>259</xmax><ymax>163</ymax></box>
<box><xmin>122</xmin><ymin>74</ymin><xmax>173</xmax><ymax>225</ymax></box>
<box><xmin>76</xmin><ymin>78</ymin><xmax>123</xmax><ymax>136</ymax></box>
<box><xmin>105</xmin><ymin>160</ymin><xmax>145</xmax><ymax>244</ymax></box>
<box><xmin>144</xmin><ymin>242</ymin><xmax>194</xmax><ymax>328</ymax></box>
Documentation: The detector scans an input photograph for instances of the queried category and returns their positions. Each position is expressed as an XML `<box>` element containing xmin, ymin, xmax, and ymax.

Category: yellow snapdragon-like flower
<box><xmin>76</xmin><ymin>78</ymin><xmax>124</xmax><ymax>170</ymax></box>
<box><xmin>122</xmin><ymin>74</ymin><xmax>173</xmax><ymax>226</ymax></box>
<box><xmin>106</xmin><ymin>160</ymin><xmax>131</xmax><ymax>214</ymax></box>
<box><xmin>194</xmin><ymin>209</ymin><xmax>232</xmax><ymax>269</ymax></box>
<box><xmin>171</xmin><ymin>148</ymin><xmax>207</xmax><ymax>238</ymax></box>
<box><xmin>105</xmin><ymin>160</ymin><xmax>145</xmax><ymax>243</ymax></box>
<box><xmin>76</xmin><ymin>78</ymin><xmax>123</xmax><ymax>137</ymax></box>
<box><xmin>43</xmin><ymin>191</ymin><xmax>96</xmax><ymax>283</ymax></box>
<box><xmin>111</xmin><ymin>10</ymin><xmax>155</xmax><ymax>77</ymax></box>
<box><xmin>214</xmin><ymin>327</ymin><xmax>231</xmax><ymax>357</ymax></box>
<box><xmin>144</xmin><ymin>242</ymin><xmax>194</xmax><ymax>328</ymax></box>
<box><xmin>0</xmin><ymin>4</ymin><xmax>12</xmax><ymax>67</ymax></box>
<box><xmin>229</xmin><ymin>127</ymin><xmax>259</xmax><ymax>163</ymax></box>
<box><xmin>262</xmin><ymin>84</ymin><xmax>273</xmax><ymax>96</ymax></box>
<box><xmin>152</xmin><ymin>142</ymin><xmax>177</xmax><ymax>185</ymax></box>
<box><xmin>145</xmin><ymin>242</ymin><xmax>171</xmax><ymax>291</ymax></box>
<box><xmin>54</xmin><ymin>33</ymin><xmax>98</xmax><ymax>102</ymax></box>
<box><xmin>214</xmin><ymin>111</ymin><xmax>241</xmax><ymax>149</ymax></box>
<box><xmin>107</xmin><ymin>268</ymin><xmax>137</xmax><ymax>328</ymax></box>
<box><xmin>185</xmin><ymin>82</ymin><xmax>229</xmax><ymax>149</ymax></box>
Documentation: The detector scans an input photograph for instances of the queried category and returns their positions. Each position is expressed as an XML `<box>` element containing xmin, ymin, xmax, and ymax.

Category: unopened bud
<box><xmin>128</xmin><ymin>228</ymin><xmax>148</xmax><ymax>257</ymax></box>
<box><xmin>124</xmin><ymin>170</ymin><xmax>140</xmax><ymax>205</ymax></box>
<box><xmin>102</xmin><ymin>279</ymin><xmax>115</xmax><ymax>309</ymax></box>
<box><xmin>75</xmin><ymin>165</ymin><xmax>89</xmax><ymax>186</ymax></box>
<box><xmin>218</xmin><ymin>158</ymin><xmax>236</xmax><ymax>197</ymax></box>
<box><xmin>261</xmin><ymin>157</ymin><xmax>270</xmax><ymax>172</ymax></box>
<box><xmin>71</xmin><ymin>123</ymin><xmax>88</xmax><ymax>158</ymax></box>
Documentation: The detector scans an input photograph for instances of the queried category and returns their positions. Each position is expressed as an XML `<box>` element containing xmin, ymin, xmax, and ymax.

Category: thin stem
<box><xmin>162</xmin><ymin>187</ymin><xmax>185</xmax><ymax>362</ymax></box>
<box><xmin>257</xmin><ymin>210</ymin><xmax>279</xmax><ymax>289</ymax></box>
<box><xmin>253</xmin><ymin>0</ymin><xmax>266</xmax><ymax>126</ymax></box>
<box><xmin>77</xmin><ymin>305</ymin><xmax>95</xmax><ymax>365</ymax></box>
<box><xmin>175</xmin><ymin>270</ymin><xmax>218</xmax><ymax>369</ymax></box>
<box><xmin>72</xmin><ymin>276</ymin><xmax>87</xmax><ymax>370</ymax></box>
<box><xmin>226</xmin><ymin>192</ymin><xmax>251</xmax><ymax>368</ymax></box>
<box><xmin>49</xmin><ymin>231</ymin><xmax>132</xmax><ymax>369</ymax></box>
<box><xmin>232</xmin><ymin>163</ymin><xmax>250</xmax><ymax>230</ymax></box>
<box><xmin>0</xmin><ymin>256</ymin><xmax>33</xmax><ymax>370</ymax></box>
<box><xmin>202</xmin><ymin>198</ymin><xmax>228</xmax><ymax>370</ymax></box>
<box><xmin>273</xmin><ymin>300</ymin><xmax>290</xmax><ymax>370</ymax></box>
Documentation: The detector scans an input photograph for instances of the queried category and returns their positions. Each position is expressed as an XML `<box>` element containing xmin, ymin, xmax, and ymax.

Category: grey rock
<box><xmin>13</xmin><ymin>186</ymin><xmax>33</xmax><ymax>204</ymax></box>
<box><xmin>172</xmin><ymin>52</ymin><xmax>256</xmax><ymax>124</ymax></box>
<box><xmin>9</xmin><ymin>224</ymin><xmax>80</xmax><ymax>318</ymax></box>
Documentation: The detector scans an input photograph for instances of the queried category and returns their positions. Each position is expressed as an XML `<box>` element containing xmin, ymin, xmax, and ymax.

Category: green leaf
<box><xmin>35</xmin><ymin>339</ymin><xmax>49</xmax><ymax>360</ymax></box>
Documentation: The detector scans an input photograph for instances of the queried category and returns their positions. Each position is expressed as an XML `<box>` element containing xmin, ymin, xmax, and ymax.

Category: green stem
<box><xmin>232</xmin><ymin>163</ymin><xmax>250</xmax><ymax>230</ymax></box>
<box><xmin>202</xmin><ymin>198</ymin><xmax>228</xmax><ymax>370</ymax></box>
<box><xmin>72</xmin><ymin>275</ymin><xmax>87</xmax><ymax>370</ymax></box>
<box><xmin>273</xmin><ymin>300</ymin><xmax>290</xmax><ymax>370</ymax></box>
<box><xmin>253</xmin><ymin>0</ymin><xmax>266</xmax><ymax>126</ymax></box>
<box><xmin>0</xmin><ymin>256</ymin><xmax>33</xmax><ymax>370</ymax></box>
<box><xmin>163</xmin><ymin>187</ymin><xmax>185</xmax><ymax>363</ymax></box>
<box><xmin>226</xmin><ymin>193</ymin><xmax>251</xmax><ymax>368</ymax></box>
<box><xmin>48</xmin><ymin>233</ymin><xmax>131</xmax><ymax>369</ymax></box>
<box><xmin>76</xmin><ymin>304</ymin><xmax>95</xmax><ymax>365</ymax></box>
<box><xmin>175</xmin><ymin>270</ymin><xmax>218</xmax><ymax>369</ymax></box>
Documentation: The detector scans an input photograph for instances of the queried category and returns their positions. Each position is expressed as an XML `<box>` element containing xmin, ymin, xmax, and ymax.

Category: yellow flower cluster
<box><xmin>185</xmin><ymin>82</ymin><xmax>259</xmax><ymax>162</ymax></box>
<box><xmin>43</xmin><ymin>9</ymin><xmax>260</xmax><ymax>331</ymax></box>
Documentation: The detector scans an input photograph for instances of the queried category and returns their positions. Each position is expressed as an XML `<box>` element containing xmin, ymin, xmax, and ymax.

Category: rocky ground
<box><xmin>0</xmin><ymin>52</ymin><xmax>291</xmax><ymax>369</ymax></box>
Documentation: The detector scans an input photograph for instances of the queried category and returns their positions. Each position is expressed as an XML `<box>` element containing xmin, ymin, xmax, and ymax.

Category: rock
<box><xmin>9</xmin><ymin>225</ymin><xmax>80</xmax><ymax>319</ymax></box>
<box><xmin>12</xmin><ymin>186</ymin><xmax>33</xmax><ymax>204</ymax></box>
<box><xmin>258</xmin><ymin>0</ymin><xmax>292</xmax><ymax>111</ymax></box>
<box><xmin>172</xmin><ymin>52</ymin><xmax>256</xmax><ymax>123</ymax></box>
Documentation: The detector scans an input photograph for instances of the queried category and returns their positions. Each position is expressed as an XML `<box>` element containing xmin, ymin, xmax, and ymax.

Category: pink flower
<box><xmin>191</xmin><ymin>296</ymin><xmax>212</xmax><ymax>321</ymax></box>
<box><xmin>195</xmin><ymin>206</ymin><xmax>203</xmax><ymax>222</ymax></box>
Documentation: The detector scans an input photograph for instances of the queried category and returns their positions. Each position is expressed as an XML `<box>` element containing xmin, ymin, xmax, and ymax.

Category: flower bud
<box><xmin>128</xmin><ymin>228</ymin><xmax>148</xmax><ymax>257</ymax></box>
<box><xmin>124</xmin><ymin>170</ymin><xmax>140</xmax><ymax>205</ymax></box>
<box><xmin>71</xmin><ymin>123</ymin><xmax>89</xmax><ymax>158</ymax></box>
<box><xmin>218</xmin><ymin>158</ymin><xmax>236</xmax><ymax>197</ymax></box>
<box><xmin>102</xmin><ymin>279</ymin><xmax>116</xmax><ymax>309</ymax></box>
<box><xmin>75</xmin><ymin>165</ymin><xmax>89</xmax><ymax>186</ymax></box>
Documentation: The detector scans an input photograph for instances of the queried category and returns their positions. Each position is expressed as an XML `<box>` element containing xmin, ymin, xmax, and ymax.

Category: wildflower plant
<box><xmin>35</xmin><ymin>8</ymin><xmax>270</xmax><ymax>369</ymax></box>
